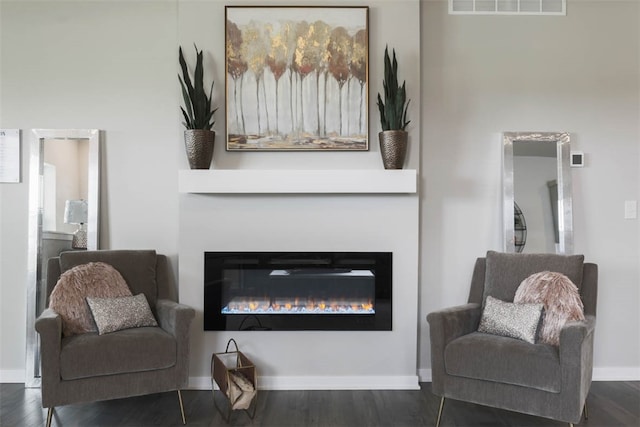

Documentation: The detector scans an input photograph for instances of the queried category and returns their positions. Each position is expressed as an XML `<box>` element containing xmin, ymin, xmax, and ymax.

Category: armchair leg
<box><xmin>584</xmin><ymin>402</ymin><xmax>589</xmax><ymax>420</ymax></box>
<box><xmin>435</xmin><ymin>397</ymin><xmax>445</xmax><ymax>427</ymax></box>
<box><xmin>568</xmin><ymin>402</ymin><xmax>588</xmax><ymax>427</ymax></box>
<box><xmin>177</xmin><ymin>390</ymin><xmax>186</xmax><ymax>425</ymax></box>
<box><xmin>46</xmin><ymin>407</ymin><xmax>53</xmax><ymax>427</ymax></box>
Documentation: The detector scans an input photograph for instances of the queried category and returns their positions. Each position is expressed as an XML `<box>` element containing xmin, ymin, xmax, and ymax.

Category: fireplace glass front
<box><xmin>204</xmin><ymin>252</ymin><xmax>392</xmax><ymax>331</ymax></box>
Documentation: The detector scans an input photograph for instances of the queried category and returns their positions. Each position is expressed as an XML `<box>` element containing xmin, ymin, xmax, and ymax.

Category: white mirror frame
<box><xmin>503</xmin><ymin>131</ymin><xmax>573</xmax><ymax>254</ymax></box>
<box><xmin>25</xmin><ymin>129</ymin><xmax>100</xmax><ymax>387</ymax></box>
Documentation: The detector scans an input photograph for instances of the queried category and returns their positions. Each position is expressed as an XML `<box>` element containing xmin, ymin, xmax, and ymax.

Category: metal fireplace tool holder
<box><xmin>211</xmin><ymin>338</ymin><xmax>258</xmax><ymax>422</ymax></box>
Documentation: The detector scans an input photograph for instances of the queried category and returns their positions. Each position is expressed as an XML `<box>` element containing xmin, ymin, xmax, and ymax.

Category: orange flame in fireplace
<box><xmin>222</xmin><ymin>297</ymin><xmax>374</xmax><ymax>314</ymax></box>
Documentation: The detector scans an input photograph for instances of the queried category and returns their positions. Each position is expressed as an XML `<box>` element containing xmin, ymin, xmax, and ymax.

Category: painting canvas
<box><xmin>225</xmin><ymin>6</ymin><xmax>369</xmax><ymax>151</ymax></box>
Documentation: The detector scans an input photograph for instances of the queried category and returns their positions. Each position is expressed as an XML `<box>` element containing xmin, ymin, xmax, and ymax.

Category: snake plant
<box><xmin>377</xmin><ymin>46</ymin><xmax>410</xmax><ymax>131</ymax></box>
<box><xmin>179</xmin><ymin>45</ymin><xmax>217</xmax><ymax>130</ymax></box>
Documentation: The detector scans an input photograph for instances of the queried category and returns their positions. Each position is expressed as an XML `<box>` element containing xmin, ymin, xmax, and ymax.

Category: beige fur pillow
<box><xmin>49</xmin><ymin>262</ymin><xmax>132</xmax><ymax>336</ymax></box>
<box><xmin>514</xmin><ymin>271</ymin><xmax>585</xmax><ymax>346</ymax></box>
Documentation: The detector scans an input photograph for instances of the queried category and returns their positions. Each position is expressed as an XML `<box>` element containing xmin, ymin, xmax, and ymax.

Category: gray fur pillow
<box><xmin>86</xmin><ymin>293</ymin><xmax>157</xmax><ymax>335</ymax></box>
<box><xmin>514</xmin><ymin>271</ymin><xmax>585</xmax><ymax>346</ymax></box>
<box><xmin>478</xmin><ymin>296</ymin><xmax>543</xmax><ymax>344</ymax></box>
<box><xmin>49</xmin><ymin>262</ymin><xmax>132</xmax><ymax>336</ymax></box>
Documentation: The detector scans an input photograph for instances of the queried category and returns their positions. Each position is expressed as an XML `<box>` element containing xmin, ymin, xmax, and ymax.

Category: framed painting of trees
<box><xmin>225</xmin><ymin>6</ymin><xmax>369</xmax><ymax>151</ymax></box>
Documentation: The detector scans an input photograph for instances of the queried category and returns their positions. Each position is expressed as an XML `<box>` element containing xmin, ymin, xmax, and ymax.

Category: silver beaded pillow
<box><xmin>86</xmin><ymin>293</ymin><xmax>157</xmax><ymax>335</ymax></box>
<box><xmin>478</xmin><ymin>296</ymin><xmax>543</xmax><ymax>344</ymax></box>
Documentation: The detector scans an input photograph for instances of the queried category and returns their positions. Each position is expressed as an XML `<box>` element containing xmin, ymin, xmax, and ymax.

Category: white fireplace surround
<box><xmin>179</xmin><ymin>168</ymin><xmax>421</xmax><ymax>390</ymax></box>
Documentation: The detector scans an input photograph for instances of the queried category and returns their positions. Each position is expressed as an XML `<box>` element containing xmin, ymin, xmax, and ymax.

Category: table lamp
<box><xmin>64</xmin><ymin>199</ymin><xmax>88</xmax><ymax>249</ymax></box>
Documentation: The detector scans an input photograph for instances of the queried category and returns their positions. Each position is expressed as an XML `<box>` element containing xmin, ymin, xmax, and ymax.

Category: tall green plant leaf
<box><xmin>178</xmin><ymin>44</ymin><xmax>216</xmax><ymax>130</ymax></box>
<box><xmin>179</xmin><ymin>76</ymin><xmax>194</xmax><ymax>127</ymax></box>
<box><xmin>376</xmin><ymin>45</ymin><xmax>410</xmax><ymax>131</ymax></box>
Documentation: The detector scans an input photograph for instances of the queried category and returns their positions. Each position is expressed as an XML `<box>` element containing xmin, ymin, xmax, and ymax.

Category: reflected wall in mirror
<box><xmin>25</xmin><ymin>129</ymin><xmax>100</xmax><ymax>387</ymax></box>
<box><xmin>503</xmin><ymin>132</ymin><xmax>573</xmax><ymax>255</ymax></box>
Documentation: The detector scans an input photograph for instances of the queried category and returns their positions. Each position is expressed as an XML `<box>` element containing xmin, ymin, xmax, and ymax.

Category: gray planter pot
<box><xmin>378</xmin><ymin>130</ymin><xmax>408</xmax><ymax>169</ymax></box>
<box><xmin>184</xmin><ymin>129</ymin><xmax>215</xmax><ymax>169</ymax></box>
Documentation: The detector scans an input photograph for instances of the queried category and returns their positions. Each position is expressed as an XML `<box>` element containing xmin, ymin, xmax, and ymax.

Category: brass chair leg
<box><xmin>177</xmin><ymin>390</ymin><xmax>186</xmax><ymax>425</ymax></box>
<box><xmin>584</xmin><ymin>402</ymin><xmax>589</xmax><ymax>420</ymax></box>
<box><xmin>46</xmin><ymin>407</ymin><xmax>53</xmax><ymax>427</ymax></box>
<box><xmin>435</xmin><ymin>397</ymin><xmax>445</xmax><ymax>427</ymax></box>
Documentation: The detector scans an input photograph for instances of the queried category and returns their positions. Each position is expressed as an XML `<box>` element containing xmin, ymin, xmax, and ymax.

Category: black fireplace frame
<box><xmin>204</xmin><ymin>252</ymin><xmax>392</xmax><ymax>331</ymax></box>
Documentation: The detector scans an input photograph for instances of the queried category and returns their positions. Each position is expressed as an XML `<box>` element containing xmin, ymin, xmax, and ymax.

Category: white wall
<box><xmin>1</xmin><ymin>0</ymin><xmax>638</xmax><ymax>384</ymax></box>
<box><xmin>180</xmin><ymin>193</ymin><xmax>420</xmax><ymax>389</ymax></box>
<box><xmin>0</xmin><ymin>0</ymin><xmax>422</xmax><ymax>385</ymax></box>
<box><xmin>0</xmin><ymin>0</ymin><xmax>180</xmax><ymax>381</ymax></box>
<box><xmin>420</xmin><ymin>0</ymin><xmax>639</xmax><ymax>380</ymax></box>
<box><xmin>177</xmin><ymin>0</ymin><xmax>421</xmax><ymax>389</ymax></box>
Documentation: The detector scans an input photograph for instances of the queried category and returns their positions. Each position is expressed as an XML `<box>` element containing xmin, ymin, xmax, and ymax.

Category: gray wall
<box><xmin>1</xmin><ymin>0</ymin><xmax>638</xmax><ymax>382</ymax></box>
<box><xmin>176</xmin><ymin>0</ymin><xmax>421</xmax><ymax>387</ymax></box>
<box><xmin>420</xmin><ymin>0</ymin><xmax>639</xmax><ymax>379</ymax></box>
<box><xmin>1</xmin><ymin>0</ymin><xmax>180</xmax><ymax>381</ymax></box>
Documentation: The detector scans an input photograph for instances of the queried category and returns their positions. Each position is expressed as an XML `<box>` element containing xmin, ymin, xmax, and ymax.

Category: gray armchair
<box><xmin>35</xmin><ymin>250</ymin><xmax>195</xmax><ymax>427</ymax></box>
<box><xmin>427</xmin><ymin>251</ymin><xmax>597</xmax><ymax>427</ymax></box>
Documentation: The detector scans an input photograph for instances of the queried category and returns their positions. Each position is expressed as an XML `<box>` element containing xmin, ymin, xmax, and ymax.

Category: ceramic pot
<box><xmin>378</xmin><ymin>130</ymin><xmax>408</xmax><ymax>169</ymax></box>
<box><xmin>184</xmin><ymin>129</ymin><xmax>215</xmax><ymax>169</ymax></box>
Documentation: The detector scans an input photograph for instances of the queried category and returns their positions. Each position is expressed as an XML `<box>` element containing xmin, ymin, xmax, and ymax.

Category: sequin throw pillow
<box><xmin>86</xmin><ymin>293</ymin><xmax>157</xmax><ymax>335</ymax></box>
<box><xmin>478</xmin><ymin>296</ymin><xmax>543</xmax><ymax>344</ymax></box>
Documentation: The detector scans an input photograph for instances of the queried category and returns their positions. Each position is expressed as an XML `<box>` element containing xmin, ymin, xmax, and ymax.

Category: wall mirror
<box><xmin>503</xmin><ymin>131</ymin><xmax>573</xmax><ymax>254</ymax></box>
<box><xmin>25</xmin><ymin>129</ymin><xmax>100</xmax><ymax>387</ymax></box>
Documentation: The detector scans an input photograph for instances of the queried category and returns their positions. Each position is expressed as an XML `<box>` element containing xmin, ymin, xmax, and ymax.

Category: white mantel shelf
<box><xmin>179</xmin><ymin>169</ymin><xmax>417</xmax><ymax>194</ymax></box>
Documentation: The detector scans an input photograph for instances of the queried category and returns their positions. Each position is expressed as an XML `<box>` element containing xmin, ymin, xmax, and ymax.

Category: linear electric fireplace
<box><xmin>204</xmin><ymin>252</ymin><xmax>392</xmax><ymax>331</ymax></box>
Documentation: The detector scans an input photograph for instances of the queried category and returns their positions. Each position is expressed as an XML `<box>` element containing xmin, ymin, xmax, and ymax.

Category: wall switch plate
<box><xmin>624</xmin><ymin>200</ymin><xmax>637</xmax><ymax>219</ymax></box>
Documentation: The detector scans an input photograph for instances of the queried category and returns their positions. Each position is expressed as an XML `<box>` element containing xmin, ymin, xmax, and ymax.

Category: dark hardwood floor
<box><xmin>1</xmin><ymin>382</ymin><xmax>638</xmax><ymax>427</ymax></box>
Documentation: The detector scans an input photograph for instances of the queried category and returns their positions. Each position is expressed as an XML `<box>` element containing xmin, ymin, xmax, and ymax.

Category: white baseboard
<box><xmin>418</xmin><ymin>367</ymin><xmax>639</xmax><ymax>382</ymax></box>
<box><xmin>189</xmin><ymin>375</ymin><xmax>420</xmax><ymax>391</ymax></box>
<box><xmin>4</xmin><ymin>367</ymin><xmax>635</xmax><ymax>388</ymax></box>
<box><xmin>0</xmin><ymin>370</ymin><xmax>25</xmax><ymax>383</ymax></box>
<box><xmin>593</xmin><ymin>367</ymin><xmax>640</xmax><ymax>381</ymax></box>
<box><xmin>190</xmin><ymin>366</ymin><xmax>640</xmax><ymax>391</ymax></box>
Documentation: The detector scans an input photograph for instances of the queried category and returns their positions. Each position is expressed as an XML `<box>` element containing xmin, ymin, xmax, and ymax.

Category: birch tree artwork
<box><xmin>225</xmin><ymin>7</ymin><xmax>369</xmax><ymax>151</ymax></box>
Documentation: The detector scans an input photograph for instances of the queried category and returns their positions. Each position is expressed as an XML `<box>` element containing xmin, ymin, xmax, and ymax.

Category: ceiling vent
<box><xmin>449</xmin><ymin>0</ymin><xmax>566</xmax><ymax>15</ymax></box>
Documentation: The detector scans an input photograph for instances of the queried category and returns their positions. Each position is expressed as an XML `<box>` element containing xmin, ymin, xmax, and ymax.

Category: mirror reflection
<box><xmin>42</xmin><ymin>139</ymin><xmax>90</xmax><ymax>248</ymax></box>
<box><xmin>25</xmin><ymin>129</ymin><xmax>100</xmax><ymax>387</ymax></box>
<box><xmin>503</xmin><ymin>132</ymin><xmax>573</xmax><ymax>255</ymax></box>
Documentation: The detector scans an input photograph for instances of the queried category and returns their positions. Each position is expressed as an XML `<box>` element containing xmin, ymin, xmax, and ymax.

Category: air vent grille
<box><xmin>450</xmin><ymin>0</ymin><xmax>566</xmax><ymax>15</ymax></box>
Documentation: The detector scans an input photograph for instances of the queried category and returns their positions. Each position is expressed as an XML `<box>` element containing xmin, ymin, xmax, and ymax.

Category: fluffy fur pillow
<box><xmin>514</xmin><ymin>271</ymin><xmax>585</xmax><ymax>346</ymax></box>
<box><xmin>49</xmin><ymin>262</ymin><xmax>132</xmax><ymax>336</ymax></box>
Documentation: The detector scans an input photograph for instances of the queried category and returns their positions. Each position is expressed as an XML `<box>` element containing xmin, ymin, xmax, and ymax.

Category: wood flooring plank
<box><xmin>1</xmin><ymin>382</ymin><xmax>638</xmax><ymax>427</ymax></box>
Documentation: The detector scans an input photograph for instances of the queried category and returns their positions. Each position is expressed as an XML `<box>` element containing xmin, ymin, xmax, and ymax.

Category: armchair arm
<box><xmin>35</xmin><ymin>308</ymin><xmax>62</xmax><ymax>404</ymax></box>
<box><xmin>155</xmin><ymin>299</ymin><xmax>196</xmax><ymax>337</ymax></box>
<box><xmin>560</xmin><ymin>315</ymin><xmax>596</xmax><ymax>353</ymax></box>
<box><xmin>559</xmin><ymin>315</ymin><xmax>596</xmax><ymax>405</ymax></box>
<box><xmin>427</xmin><ymin>303</ymin><xmax>482</xmax><ymax>343</ymax></box>
<box><xmin>35</xmin><ymin>307</ymin><xmax>62</xmax><ymax>334</ymax></box>
<box><xmin>426</xmin><ymin>303</ymin><xmax>482</xmax><ymax>395</ymax></box>
<box><xmin>155</xmin><ymin>299</ymin><xmax>196</xmax><ymax>389</ymax></box>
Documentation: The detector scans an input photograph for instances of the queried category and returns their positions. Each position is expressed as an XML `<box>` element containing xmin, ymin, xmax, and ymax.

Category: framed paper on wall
<box><xmin>225</xmin><ymin>6</ymin><xmax>369</xmax><ymax>151</ymax></box>
<box><xmin>0</xmin><ymin>129</ymin><xmax>21</xmax><ymax>183</ymax></box>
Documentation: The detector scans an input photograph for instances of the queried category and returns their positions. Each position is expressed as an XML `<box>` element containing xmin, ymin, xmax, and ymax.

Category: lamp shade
<box><xmin>64</xmin><ymin>199</ymin><xmax>88</xmax><ymax>225</ymax></box>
